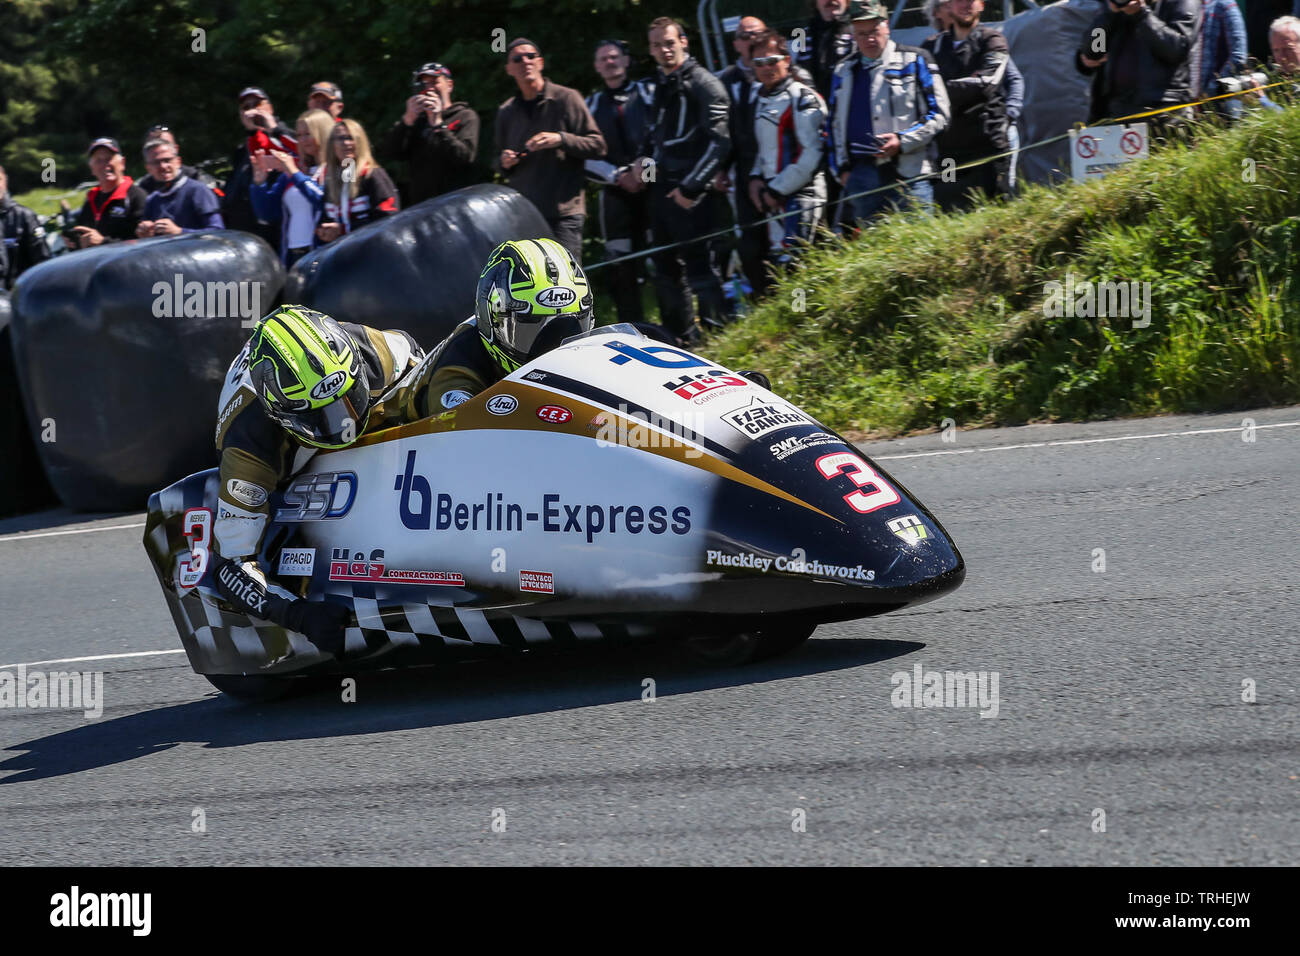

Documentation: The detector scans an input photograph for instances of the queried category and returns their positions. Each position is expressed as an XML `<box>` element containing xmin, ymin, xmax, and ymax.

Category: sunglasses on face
<box><xmin>510</xmin><ymin>52</ymin><xmax>540</xmax><ymax>63</ymax></box>
<box><xmin>752</xmin><ymin>54</ymin><xmax>787</xmax><ymax>66</ymax></box>
<box><xmin>736</xmin><ymin>31</ymin><xmax>762</xmax><ymax>40</ymax></box>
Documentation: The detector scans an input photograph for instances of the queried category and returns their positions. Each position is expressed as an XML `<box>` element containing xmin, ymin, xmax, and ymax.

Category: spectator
<box><xmin>136</xmin><ymin>139</ymin><xmax>224</xmax><ymax>236</ymax></box>
<box><xmin>796</xmin><ymin>0</ymin><xmax>855</xmax><ymax>232</ymax></box>
<box><xmin>250</xmin><ymin>109</ymin><xmax>332</xmax><ymax>266</ymax></box>
<box><xmin>747</xmin><ymin>31</ymin><xmax>829</xmax><ymax>256</ymax></box>
<box><xmin>1245</xmin><ymin>0</ymin><xmax>1293</xmax><ymax>64</ymax></box>
<box><xmin>221</xmin><ymin>87</ymin><xmax>297</xmax><ymax>252</ymax></box>
<box><xmin>925</xmin><ymin>2</ymin><xmax>1025</xmax><ymax>190</ymax></box>
<box><xmin>716</xmin><ymin>15</ymin><xmax>777</xmax><ymax>299</ymax></box>
<box><xmin>586</xmin><ymin>40</ymin><xmax>656</xmax><ymax>323</ymax></box>
<box><xmin>136</xmin><ymin>126</ymin><xmax>217</xmax><ymax>194</ymax></box>
<box><xmin>1194</xmin><ymin>0</ymin><xmax>1250</xmax><ymax>119</ymax></box>
<box><xmin>1075</xmin><ymin>0</ymin><xmax>1202</xmax><ymax>129</ymax></box>
<box><xmin>382</xmin><ymin>62</ymin><xmax>480</xmax><ymax>204</ymax></box>
<box><xmin>495</xmin><ymin>38</ymin><xmax>606</xmax><ymax>262</ymax></box>
<box><xmin>1271</xmin><ymin>13</ymin><xmax>1300</xmax><ymax>72</ymax></box>
<box><xmin>1254</xmin><ymin>15</ymin><xmax>1300</xmax><ymax>107</ymax></box>
<box><xmin>307</xmin><ymin>81</ymin><xmax>345</xmax><ymax>119</ymax></box>
<box><xmin>65</xmin><ymin>138</ymin><xmax>146</xmax><ymax>250</ymax></box>
<box><xmin>316</xmin><ymin>118</ymin><xmax>399</xmax><ymax>244</ymax></box>
<box><xmin>924</xmin><ymin>0</ymin><xmax>1014</xmax><ymax>210</ymax></box>
<box><xmin>0</xmin><ymin>164</ymin><xmax>51</xmax><ymax>289</ymax></box>
<box><xmin>618</xmin><ymin>17</ymin><xmax>731</xmax><ymax>341</ymax></box>
<box><xmin>796</xmin><ymin>0</ymin><xmax>856</xmax><ymax>100</ymax></box>
<box><xmin>829</xmin><ymin>1</ymin><xmax>948</xmax><ymax>225</ymax></box>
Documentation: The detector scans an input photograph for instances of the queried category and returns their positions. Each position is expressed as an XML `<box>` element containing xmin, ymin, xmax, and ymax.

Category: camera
<box><xmin>1217</xmin><ymin>72</ymin><xmax>1268</xmax><ymax>94</ymax></box>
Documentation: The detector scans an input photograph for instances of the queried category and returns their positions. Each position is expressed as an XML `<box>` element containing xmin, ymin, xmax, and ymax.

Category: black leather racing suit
<box><xmin>637</xmin><ymin>56</ymin><xmax>731</xmax><ymax>338</ymax></box>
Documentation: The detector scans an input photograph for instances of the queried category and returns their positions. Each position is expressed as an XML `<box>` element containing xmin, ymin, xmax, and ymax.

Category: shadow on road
<box><xmin>0</xmin><ymin>637</ymin><xmax>921</xmax><ymax>783</ymax></box>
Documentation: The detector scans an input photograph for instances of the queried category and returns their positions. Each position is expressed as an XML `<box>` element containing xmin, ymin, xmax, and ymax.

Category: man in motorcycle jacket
<box><xmin>212</xmin><ymin>306</ymin><xmax>425</xmax><ymax>651</ymax></box>
<box><xmin>210</xmin><ymin>239</ymin><xmax>594</xmax><ymax>652</ymax></box>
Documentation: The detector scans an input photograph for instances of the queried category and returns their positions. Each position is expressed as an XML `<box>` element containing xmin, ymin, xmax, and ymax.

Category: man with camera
<box><xmin>382</xmin><ymin>63</ymin><xmax>480</xmax><ymax>205</ymax></box>
<box><xmin>307</xmin><ymin>81</ymin><xmax>346</xmax><ymax>119</ymax></box>
<box><xmin>221</xmin><ymin>87</ymin><xmax>297</xmax><ymax>253</ymax></box>
<box><xmin>1075</xmin><ymin>0</ymin><xmax>1202</xmax><ymax>128</ymax></box>
<box><xmin>586</xmin><ymin>39</ymin><xmax>656</xmax><ymax>324</ymax></box>
<box><xmin>495</xmin><ymin>38</ymin><xmax>606</xmax><ymax>262</ymax></box>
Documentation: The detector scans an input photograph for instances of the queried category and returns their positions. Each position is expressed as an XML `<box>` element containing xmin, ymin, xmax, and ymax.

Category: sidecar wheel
<box><xmin>684</xmin><ymin>623</ymin><xmax>816</xmax><ymax>666</ymax></box>
<box><xmin>205</xmin><ymin>673</ymin><xmax>304</xmax><ymax>702</ymax></box>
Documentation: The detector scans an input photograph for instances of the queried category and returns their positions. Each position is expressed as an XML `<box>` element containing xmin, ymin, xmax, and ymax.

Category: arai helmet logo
<box><xmin>310</xmin><ymin>370</ymin><xmax>347</xmax><ymax>400</ymax></box>
<box><xmin>535</xmin><ymin>286</ymin><xmax>577</xmax><ymax>309</ymax></box>
<box><xmin>486</xmin><ymin>394</ymin><xmax>519</xmax><ymax>415</ymax></box>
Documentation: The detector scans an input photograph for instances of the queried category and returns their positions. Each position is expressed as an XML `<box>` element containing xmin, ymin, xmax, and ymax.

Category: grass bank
<box><xmin>709</xmin><ymin>107</ymin><xmax>1300</xmax><ymax>437</ymax></box>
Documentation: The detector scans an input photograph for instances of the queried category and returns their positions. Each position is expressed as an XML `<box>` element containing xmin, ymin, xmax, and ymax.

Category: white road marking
<box><xmin>873</xmin><ymin>421</ymin><xmax>1299</xmax><ymax>461</ymax></box>
<box><xmin>0</xmin><ymin>649</ymin><xmax>184</xmax><ymax>670</ymax></box>
<box><xmin>0</xmin><ymin>521</ymin><xmax>145</xmax><ymax>543</ymax></box>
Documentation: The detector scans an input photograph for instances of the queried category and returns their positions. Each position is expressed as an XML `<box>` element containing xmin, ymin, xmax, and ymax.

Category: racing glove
<box><xmin>213</xmin><ymin>558</ymin><xmax>350</xmax><ymax>654</ymax></box>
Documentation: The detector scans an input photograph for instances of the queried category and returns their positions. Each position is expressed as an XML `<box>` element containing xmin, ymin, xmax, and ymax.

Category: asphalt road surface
<box><xmin>1</xmin><ymin>406</ymin><xmax>1296</xmax><ymax>865</ymax></box>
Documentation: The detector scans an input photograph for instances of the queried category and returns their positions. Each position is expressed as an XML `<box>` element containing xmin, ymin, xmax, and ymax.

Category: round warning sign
<box><xmin>1075</xmin><ymin>135</ymin><xmax>1099</xmax><ymax>159</ymax></box>
<box><xmin>1120</xmin><ymin>130</ymin><xmax>1145</xmax><ymax>155</ymax></box>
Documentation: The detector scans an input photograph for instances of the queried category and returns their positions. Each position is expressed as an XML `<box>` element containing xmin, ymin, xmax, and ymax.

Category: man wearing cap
<box><xmin>0</xmin><ymin>165</ymin><xmax>51</xmax><ymax>289</ymax></box>
<box><xmin>495</xmin><ymin>37</ymin><xmax>606</xmax><ymax>261</ymax></box>
<box><xmin>307</xmin><ymin>81</ymin><xmax>345</xmax><ymax>119</ymax></box>
<box><xmin>382</xmin><ymin>62</ymin><xmax>480</xmax><ymax>204</ymax></box>
<box><xmin>827</xmin><ymin>0</ymin><xmax>949</xmax><ymax>225</ymax></box>
<box><xmin>65</xmin><ymin>138</ymin><xmax>147</xmax><ymax>250</ymax></box>
<box><xmin>221</xmin><ymin>86</ymin><xmax>296</xmax><ymax>251</ymax></box>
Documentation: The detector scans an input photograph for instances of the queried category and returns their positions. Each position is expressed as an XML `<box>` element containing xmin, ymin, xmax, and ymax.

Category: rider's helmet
<box><xmin>247</xmin><ymin>305</ymin><xmax>371</xmax><ymax>449</ymax></box>
<box><xmin>475</xmin><ymin>237</ymin><xmax>595</xmax><ymax>374</ymax></box>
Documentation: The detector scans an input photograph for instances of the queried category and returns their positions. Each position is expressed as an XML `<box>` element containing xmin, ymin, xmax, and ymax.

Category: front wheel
<box><xmin>683</xmin><ymin>623</ymin><xmax>816</xmax><ymax>667</ymax></box>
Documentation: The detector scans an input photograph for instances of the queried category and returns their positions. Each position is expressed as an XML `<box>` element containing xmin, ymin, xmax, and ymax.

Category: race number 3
<box><xmin>815</xmin><ymin>453</ymin><xmax>900</xmax><ymax>514</ymax></box>
<box><xmin>176</xmin><ymin>508</ymin><xmax>213</xmax><ymax>592</ymax></box>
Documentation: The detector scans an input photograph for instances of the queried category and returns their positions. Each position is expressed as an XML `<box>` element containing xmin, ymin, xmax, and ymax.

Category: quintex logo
<box><xmin>152</xmin><ymin>273</ymin><xmax>262</xmax><ymax>323</ymax></box>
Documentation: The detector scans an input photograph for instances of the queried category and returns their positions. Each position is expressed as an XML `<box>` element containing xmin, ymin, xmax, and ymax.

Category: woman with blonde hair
<box><xmin>250</xmin><ymin>108</ymin><xmax>333</xmax><ymax>266</ymax></box>
<box><xmin>316</xmin><ymin>118</ymin><xmax>399</xmax><ymax>243</ymax></box>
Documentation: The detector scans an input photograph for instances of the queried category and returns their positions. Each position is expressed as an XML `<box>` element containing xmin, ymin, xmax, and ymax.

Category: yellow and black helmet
<box><xmin>475</xmin><ymin>238</ymin><xmax>595</xmax><ymax>374</ymax></box>
<box><xmin>247</xmin><ymin>306</ymin><xmax>371</xmax><ymax>449</ymax></box>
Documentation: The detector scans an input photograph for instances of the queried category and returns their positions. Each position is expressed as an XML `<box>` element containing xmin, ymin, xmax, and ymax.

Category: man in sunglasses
<box><xmin>495</xmin><ymin>37</ymin><xmax>606</xmax><ymax>261</ymax></box>
<box><xmin>747</xmin><ymin>31</ymin><xmax>829</xmax><ymax>254</ymax></box>
<box><xmin>136</xmin><ymin>126</ymin><xmax>216</xmax><ymax>195</ymax></box>
<box><xmin>382</xmin><ymin>62</ymin><xmax>481</xmax><ymax>204</ymax></box>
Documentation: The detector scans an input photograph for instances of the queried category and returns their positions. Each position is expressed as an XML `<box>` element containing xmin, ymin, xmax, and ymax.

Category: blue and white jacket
<box><xmin>826</xmin><ymin>40</ymin><xmax>949</xmax><ymax>179</ymax></box>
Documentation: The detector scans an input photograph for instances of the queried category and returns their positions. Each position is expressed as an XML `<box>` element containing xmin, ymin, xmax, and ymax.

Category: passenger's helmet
<box><xmin>475</xmin><ymin>238</ymin><xmax>595</xmax><ymax>374</ymax></box>
<box><xmin>247</xmin><ymin>306</ymin><xmax>371</xmax><ymax>449</ymax></box>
